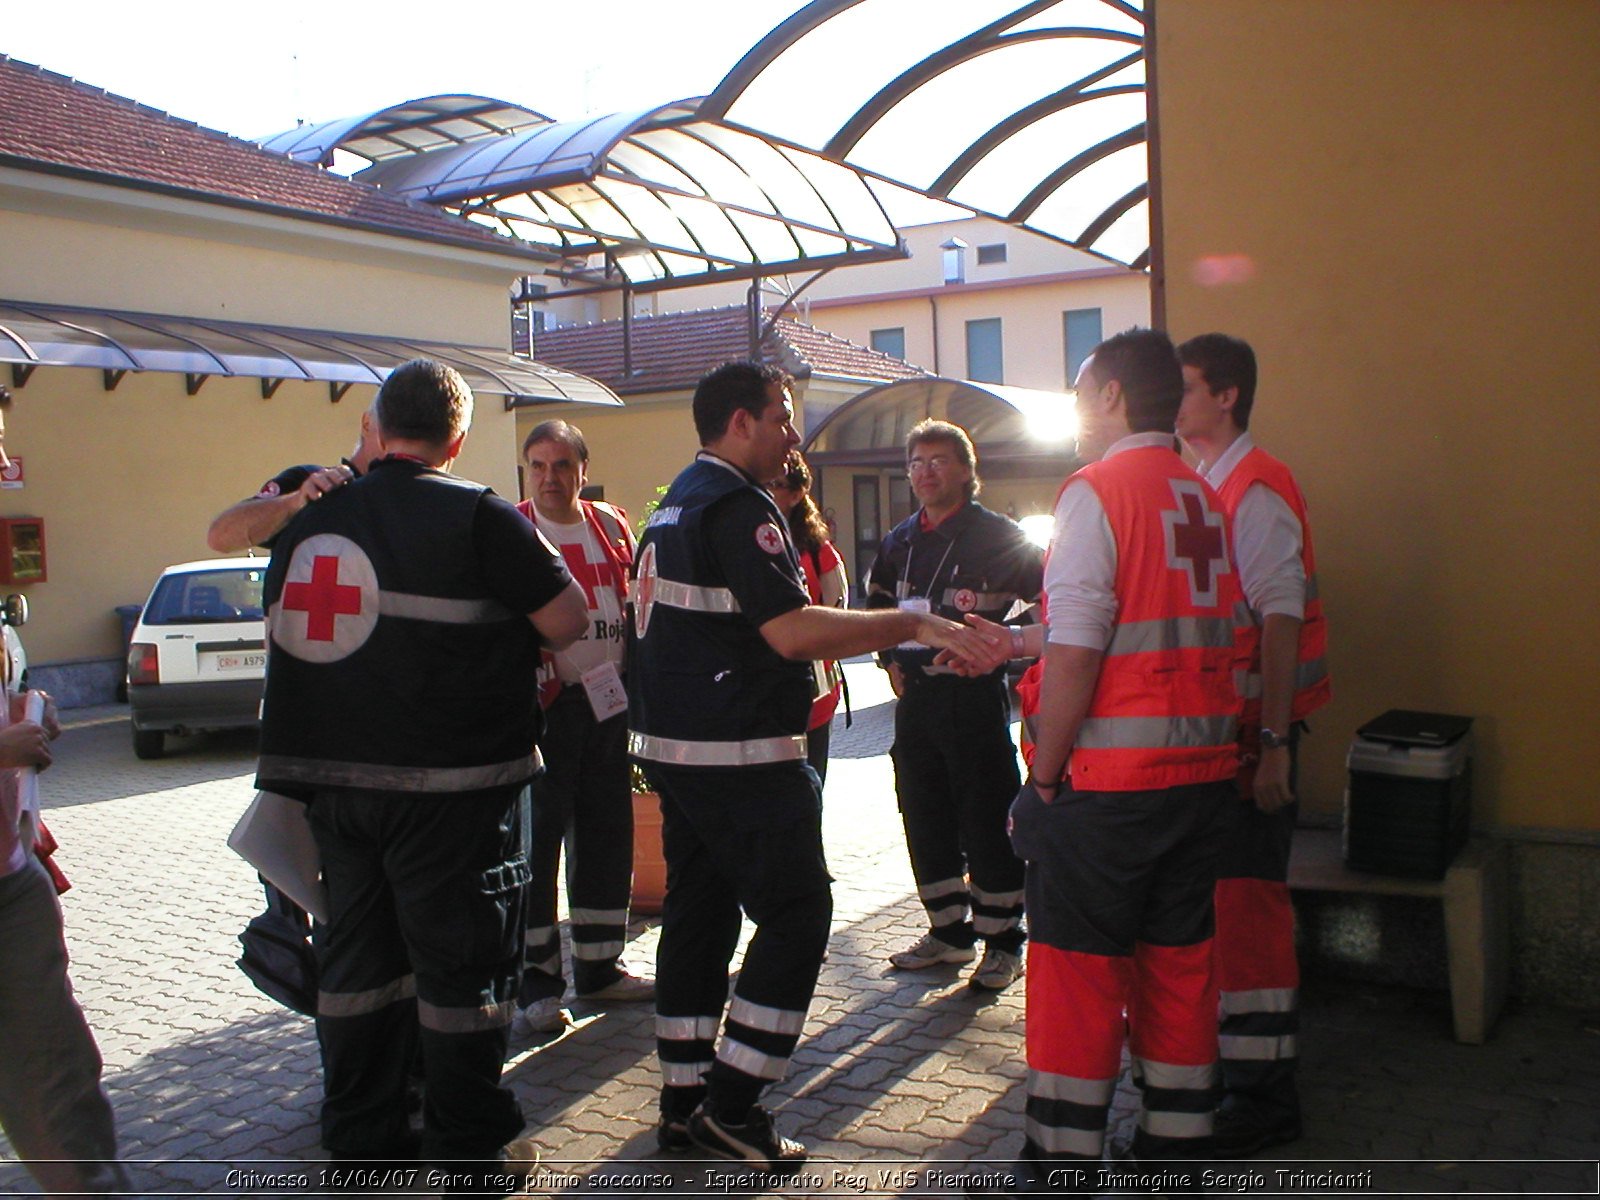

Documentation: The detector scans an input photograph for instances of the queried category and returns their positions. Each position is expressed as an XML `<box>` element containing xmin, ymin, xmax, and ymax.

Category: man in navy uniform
<box><xmin>629</xmin><ymin>361</ymin><xmax>982</xmax><ymax>1172</ymax></box>
<box><xmin>256</xmin><ymin>359</ymin><xmax>587</xmax><ymax>1186</ymax></box>
<box><xmin>867</xmin><ymin>420</ymin><xmax>1043</xmax><ymax>992</ymax></box>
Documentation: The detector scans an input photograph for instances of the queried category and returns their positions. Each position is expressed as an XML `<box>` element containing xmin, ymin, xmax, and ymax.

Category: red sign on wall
<box><xmin>0</xmin><ymin>457</ymin><xmax>22</xmax><ymax>490</ymax></box>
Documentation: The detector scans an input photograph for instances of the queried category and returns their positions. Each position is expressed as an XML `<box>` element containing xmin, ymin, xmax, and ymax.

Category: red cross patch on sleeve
<box><xmin>756</xmin><ymin>524</ymin><xmax>786</xmax><ymax>555</ymax></box>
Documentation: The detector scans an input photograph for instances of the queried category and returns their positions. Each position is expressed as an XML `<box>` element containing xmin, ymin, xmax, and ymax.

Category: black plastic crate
<box><xmin>1344</xmin><ymin>710</ymin><xmax>1473</xmax><ymax>880</ymax></box>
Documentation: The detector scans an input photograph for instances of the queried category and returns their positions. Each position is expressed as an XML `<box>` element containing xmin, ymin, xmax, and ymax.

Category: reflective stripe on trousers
<box><xmin>629</xmin><ymin>731</ymin><xmax>807</xmax><ymax>767</ymax></box>
<box><xmin>657</xmin><ymin>1013</ymin><xmax>718</xmax><ymax>1091</ymax></box>
<box><xmin>1024</xmin><ymin>1067</ymin><xmax>1117</xmax><ymax>1159</ymax></box>
<box><xmin>1132</xmin><ymin>1055</ymin><xmax>1216</xmax><ymax>1144</ymax></box>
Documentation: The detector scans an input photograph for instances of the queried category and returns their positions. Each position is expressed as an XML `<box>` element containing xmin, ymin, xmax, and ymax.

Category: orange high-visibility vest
<box><xmin>1043</xmin><ymin>446</ymin><xmax>1245</xmax><ymax>792</ymax></box>
<box><xmin>1214</xmin><ymin>447</ymin><xmax>1331</xmax><ymax>726</ymax></box>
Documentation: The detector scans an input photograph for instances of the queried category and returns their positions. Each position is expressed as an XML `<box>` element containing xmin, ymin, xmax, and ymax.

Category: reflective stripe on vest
<box><xmin>265</xmin><ymin>578</ymin><xmax>518</xmax><ymax>651</ymax></box>
<box><xmin>1106</xmin><ymin>615</ymin><xmax>1237</xmax><ymax>656</ymax></box>
<box><xmin>256</xmin><ymin>752</ymin><xmax>537</xmax><ymax>793</ymax></box>
<box><xmin>628</xmin><ymin>730</ymin><xmax>806</xmax><ymax>767</ymax></box>
<box><xmin>375</xmin><ymin>592</ymin><xmax>515</xmax><ymax>623</ymax></box>
<box><xmin>1076</xmin><ymin>713</ymin><xmax>1238</xmax><ymax>750</ymax></box>
<box><xmin>1216</xmin><ymin>447</ymin><xmax>1331</xmax><ymax>724</ymax></box>
<box><xmin>652</xmin><ymin>578</ymin><xmax>741</xmax><ymax>614</ymax></box>
<box><xmin>938</xmin><ymin>587</ymin><xmax>1018</xmax><ymax>612</ymax></box>
<box><xmin>1068</xmin><ymin>451</ymin><xmax>1243</xmax><ymax>791</ymax></box>
<box><xmin>1234</xmin><ymin>654</ymin><xmax>1330</xmax><ymax>700</ymax></box>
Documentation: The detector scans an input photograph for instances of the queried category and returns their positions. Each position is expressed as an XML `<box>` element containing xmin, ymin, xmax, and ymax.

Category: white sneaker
<box><xmin>513</xmin><ymin>996</ymin><xmax>573</xmax><ymax>1035</ymax></box>
<box><xmin>577</xmin><ymin>965</ymin><xmax>656</xmax><ymax>1002</ymax></box>
<box><xmin>969</xmin><ymin>946</ymin><xmax>1024</xmax><ymax>991</ymax></box>
<box><xmin>889</xmin><ymin>933</ymin><xmax>977</xmax><ymax>970</ymax></box>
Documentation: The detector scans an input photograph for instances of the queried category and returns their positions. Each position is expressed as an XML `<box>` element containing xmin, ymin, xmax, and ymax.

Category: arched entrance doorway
<box><xmin>801</xmin><ymin>377</ymin><xmax>1081</xmax><ymax>596</ymax></box>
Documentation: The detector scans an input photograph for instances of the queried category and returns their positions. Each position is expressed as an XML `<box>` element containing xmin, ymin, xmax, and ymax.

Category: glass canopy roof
<box><xmin>702</xmin><ymin>0</ymin><xmax>1150</xmax><ymax>268</ymax></box>
<box><xmin>253</xmin><ymin>1</ymin><xmax>1149</xmax><ymax>288</ymax></box>
<box><xmin>264</xmin><ymin>101</ymin><xmax>908</xmax><ymax>292</ymax></box>
<box><xmin>258</xmin><ymin>95</ymin><xmax>552</xmax><ymax>165</ymax></box>
<box><xmin>0</xmin><ymin>300</ymin><xmax>620</xmax><ymax>408</ymax></box>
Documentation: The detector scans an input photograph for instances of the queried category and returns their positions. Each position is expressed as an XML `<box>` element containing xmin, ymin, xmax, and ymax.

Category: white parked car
<box><xmin>127</xmin><ymin>557</ymin><xmax>267</xmax><ymax>759</ymax></box>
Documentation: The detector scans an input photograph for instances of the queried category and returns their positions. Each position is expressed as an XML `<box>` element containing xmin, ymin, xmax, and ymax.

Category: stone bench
<box><xmin>1287</xmin><ymin>828</ymin><xmax>1510</xmax><ymax>1044</ymax></box>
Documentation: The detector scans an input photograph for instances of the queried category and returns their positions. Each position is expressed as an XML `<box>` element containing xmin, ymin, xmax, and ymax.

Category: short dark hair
<box><xmin>693</xmin><ymin>361</ymin><xmax>792</xmax><ymax>445</ymax></box>
<box><xmin>374</xmin><ymin>359</ymin><xmax>473</xmax><ymax>447</ymax></box>
<box><xmin>522</xmin><ymin>419</ymin><xmax>589</xmax><ymax>463</ymax></box>
<box><xmin>905</xmin><ymin>419</ymin><xmax>980</xmax><ymax>500</ymax></box>
<box><xmin>1085</xmin><ymin>328</ymin><xmax>1183</xmax><ymax>434</ymax></box>
<box><xmin>1177</xmin><ymin>333</ymin><xmax>1258</xmax><ymax>431</ymax></box>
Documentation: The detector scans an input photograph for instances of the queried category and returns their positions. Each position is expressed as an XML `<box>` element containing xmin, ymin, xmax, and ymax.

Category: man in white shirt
<box><xmin>1176</xmin><ymin>333</ymin><xmax>1332</xmax><ymax>1156</ymax></box>
<box><xmin>513</xmin><ymin>420</ymin><xmax>653</xmax><ymax>1035</ymax></box>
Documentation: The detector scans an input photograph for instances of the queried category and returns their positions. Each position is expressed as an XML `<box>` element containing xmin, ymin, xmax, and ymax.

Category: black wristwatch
<box><xmin>1259</xmin><ymin>727</ymin><xmax>1291</xmax><ymax>750</ymax></box>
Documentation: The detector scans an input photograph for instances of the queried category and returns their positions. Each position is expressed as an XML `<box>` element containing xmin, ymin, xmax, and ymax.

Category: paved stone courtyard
<box><xmin>2</xmin><ymin>662</ymin><xmax>1597</xmax><ymax>1196</ymax></box>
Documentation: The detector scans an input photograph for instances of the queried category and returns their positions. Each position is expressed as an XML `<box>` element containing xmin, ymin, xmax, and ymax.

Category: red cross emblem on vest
<box><xmin>1162</xmin><ymin>479</ymin><xmax>1230</xmax><ymax>607</ymax></box>
<box><xmin>284</xmin><ymin>555</ymin><xmax>362</xmax><ymax>640</ymax></box>
<box><xmin>560</xmin><ymin>541</ymin><xmax>622</xmax><ymax>609</ymax></box>
<box><xmin>274</xmin><ymin>534</ymin><xmax>380</xmax><ymax>662</ymax></box>
<box><xmin>634</xmin><ymin>542</ymin><xmax>658</xmax><ymax>638</ymax></box>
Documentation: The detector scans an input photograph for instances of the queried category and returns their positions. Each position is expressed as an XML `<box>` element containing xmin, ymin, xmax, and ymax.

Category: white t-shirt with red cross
<box><xmin>533</xmin><ymin>510</ymin><xmax>629</xmax><ymax>684</ymax></box>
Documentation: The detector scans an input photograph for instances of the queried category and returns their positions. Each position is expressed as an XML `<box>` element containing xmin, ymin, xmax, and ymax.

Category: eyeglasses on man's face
<box><xmin>907</xmin><ymin>454</ymin><xmax>956</xmax><ymax>474</ymax></box>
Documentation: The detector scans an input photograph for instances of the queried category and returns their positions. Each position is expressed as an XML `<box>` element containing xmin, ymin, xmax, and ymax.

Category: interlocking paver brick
<box><xmin>0</xmin><ymin>681</ymin><xmax>1593</xmax><ymax>1198</ymax></box>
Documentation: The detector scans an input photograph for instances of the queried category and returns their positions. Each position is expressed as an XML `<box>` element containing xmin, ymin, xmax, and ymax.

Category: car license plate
<box><xmin>215</xmin><ymin>652</ymin><xmax>266</xmax><ymax>671</ymax></box>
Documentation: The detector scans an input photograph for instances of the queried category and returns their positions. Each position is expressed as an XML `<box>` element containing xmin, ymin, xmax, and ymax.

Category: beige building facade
<box><xmin>0</xmin><ymin>61</ymin><xmax>576</xmax><ymax>698</ymax></box>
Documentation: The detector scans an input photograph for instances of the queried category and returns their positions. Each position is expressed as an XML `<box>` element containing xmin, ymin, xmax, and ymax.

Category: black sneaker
<box><xmin>1209</xmin><ymin>1103</ymin><xmax>1302</xmax><ymax>1157</ymax></box>
<box><xmin>686</xmin><ymin>1104</ymin><xmax>807</xmax><ymax>1173</ymax></box>
<box><xmin>656</xmin><ymin>1115</ymin><xmax>693</xmax><ymax>1153</ymax></box>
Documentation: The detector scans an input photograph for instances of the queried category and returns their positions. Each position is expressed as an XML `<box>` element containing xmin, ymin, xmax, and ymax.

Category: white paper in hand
<box><xmin>16</xmin><ymin>690</ymin><xmax>44</xmax><ymax>854</ymax></box>
<box><xmin>228</xmin><ymin>791</ymin><xmax>329</xmax><ymax>923</ymax></box>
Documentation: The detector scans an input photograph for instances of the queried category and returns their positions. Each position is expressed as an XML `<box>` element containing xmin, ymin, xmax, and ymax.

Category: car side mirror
<box><xmin>3</xmin><ymin>593</ymin><xmax>28</xmax><ymax>627</ymax></box>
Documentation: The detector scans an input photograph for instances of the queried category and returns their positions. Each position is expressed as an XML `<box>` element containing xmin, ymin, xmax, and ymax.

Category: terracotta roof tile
<box><xmin>0</xmin><ymin>55</ymin><xmax>539</xmax><ymax>258</ymax></box>
<box><xmin>530</xmin><ymin>305</ymin><xmax>928</xmax><ymax>395</ymax></box>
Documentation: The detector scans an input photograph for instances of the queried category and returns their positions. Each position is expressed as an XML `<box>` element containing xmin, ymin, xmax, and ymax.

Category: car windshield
<box><xmin>144</xmin><ymin>567</ymin><xmax>266</xmax><ymax>625</ymax></box>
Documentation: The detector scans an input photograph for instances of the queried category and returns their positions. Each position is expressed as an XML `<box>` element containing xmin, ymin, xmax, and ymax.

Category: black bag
<box><xmin>237</xmin><ymin>881</ymin><xmax>318</xmax><ymax>1017</ymax></box>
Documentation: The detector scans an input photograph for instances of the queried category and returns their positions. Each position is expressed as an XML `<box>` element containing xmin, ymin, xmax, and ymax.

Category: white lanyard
<box><xmin>897</xmin><ymin>524</ymin><xmax>961</xmax><ymax>601</ymax></box>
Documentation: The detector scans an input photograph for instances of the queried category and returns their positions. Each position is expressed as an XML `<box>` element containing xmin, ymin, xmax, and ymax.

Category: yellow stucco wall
<box><xmin>514</xmin><ymin>397</ymin><xmax>700</xmax><ymax>533</ymax></box>
<box><xmin>1156</xmin><ymin>0</ymin><xmax>1600</xmax><ymax>831</ymax></box>
<box><xmin>0</xmin><ymin>201</ymin><xmax>513</xmax><ymax>342</ymax></box>
<box><xmin>0</xmin><ymin>197</ymin><xmax>535</xmax><ymax>667</ymax></box>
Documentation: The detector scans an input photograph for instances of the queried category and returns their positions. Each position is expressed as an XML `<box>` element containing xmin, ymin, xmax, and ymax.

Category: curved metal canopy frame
<box><xmin>700</xmin><ymin>0</ymin><xmax>1150</xmax><ymax>269</ymax></box>
<box><xmin>268</xmin><ymin>100</ymin><xmax>908</xmax><ymax>292</ymax></box>
<box><xmin>803</xmin><ymin>377</ymin><xmax>1079</xmax><ymax>466</ymax></box>
<box><xmin>0</xmin><ymin>299</ymin><xmax>620</xmax><ymax>408</ymax></box>
<box><xmin>258</xmin><ymin>95</ymin><xmax>553</xmax><ymax>167</ymax></box>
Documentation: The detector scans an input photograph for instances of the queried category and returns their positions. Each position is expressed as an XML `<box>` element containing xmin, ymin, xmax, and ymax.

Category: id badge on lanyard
<box><xmin>894</xmin><ymin>530</ymin><xmax>957</xmax><ymax>650</ymax></box>
<box><xmin>581</xmin><ymin>661</ymin><xmax>629</xmax><ymax>722</ymax></box>
<box><xmin>895</xmin><ymin>596</ymin><xmax>930</xmax><ymax>649</ymax></box>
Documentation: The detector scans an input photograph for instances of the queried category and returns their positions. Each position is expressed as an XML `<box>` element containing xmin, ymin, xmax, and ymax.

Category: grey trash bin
<box><xmin>114</xmin><ymin>603</ymin><xmax>142</xmax><ymax>702</ymax></box>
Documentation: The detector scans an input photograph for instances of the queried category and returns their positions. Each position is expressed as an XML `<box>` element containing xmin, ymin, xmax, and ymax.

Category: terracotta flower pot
<box><xmin>631</xmin><ymin>790</ymin><xmax>667</xmax><ymax>916</ymax></box>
